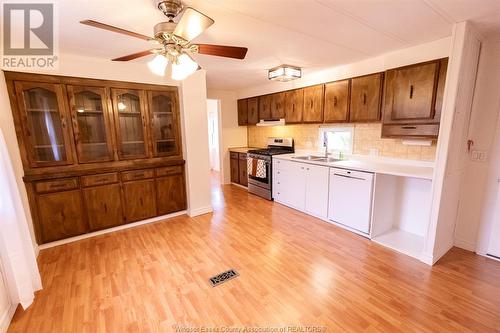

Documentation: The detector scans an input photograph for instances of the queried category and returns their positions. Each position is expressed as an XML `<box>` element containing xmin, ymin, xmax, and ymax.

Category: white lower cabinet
<box><xmin>273</xmin><ymin>159</ymin><xmax>329</xmax><ymax>218</ymax></box>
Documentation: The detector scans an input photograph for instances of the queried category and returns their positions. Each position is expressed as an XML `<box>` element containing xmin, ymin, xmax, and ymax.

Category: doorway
<box><xmin>207</xmin><ymin>99</ymin><xmax>221</xmax><ymax>175</ymax></box>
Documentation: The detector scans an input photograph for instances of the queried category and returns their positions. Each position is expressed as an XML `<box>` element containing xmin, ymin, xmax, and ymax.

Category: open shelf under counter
<box><xmin>370</xmin><ymin>173</ymin><xmax>433</xmax><ymax>262</ymax></box>
<box><xmin>372</xmin><ymin>229</ymin><xmax>425</xmax><ymax>259</ymax></box>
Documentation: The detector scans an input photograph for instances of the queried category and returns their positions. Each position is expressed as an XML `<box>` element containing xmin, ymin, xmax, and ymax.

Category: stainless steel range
<box><xmin>247</xmin><ymin>137</ymin><xmax>294</xmax><ymax>200</ymax></box>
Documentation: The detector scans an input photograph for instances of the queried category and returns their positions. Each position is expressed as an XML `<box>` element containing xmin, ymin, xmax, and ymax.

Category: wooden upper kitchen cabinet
<box><xmin>285</xmin><ymin>89</ymin><xmax>304</xmax><ymax>123</ymax></box>
<box><xmin>237</xmin><ymin>99</ymin><xmax>248</xmax><ymax>126</ymax></box>
<box><xmin>67</xmin><ymin>85</ymin><xmax>115</xmax><ymax>163</ymax></box>
<box><xmin>111</xmin><ymin>88</ymin><xmax>149</xmax><ymax>160</ymax></box>
<box><xmin>270</xmin><ymin>92</ymin><xmax>286</xmax><ymax>119</ymax></box>
<box><xmin>13</xmin><ymin>81</ymin><xmax>75</xmax><ymax>168</ymax></box>
<box><xmin>4</xmin><ymin>71</ymin><xmax>187</xmax><ymax>244</ymax></box>
<box><xmin>349</xmin><ymin>73</ymin><xmax>383</xmax><ymax>122</ymax></box>
<box><xmin>324</xmin><ymin>79</ymin><xmax>350</xmax><ymax>123</ymax></box>
<box><xmin>259</xmin><ymin>95</ymin><xmax>272</xmax><ymax>120</ymax></box>
<box><xmin>247</xmin><ymin>97</ymin><xmax>259</xmax><ymax>125</ymax></box>
<box><xmin>147</xmin><ymin>90</ymin><xmax>181</xmax><ymax>157</ymax></box>
<box><xmin>382</xmin><ymin>58</ymin><xmax>448</xmax><ymax>138</ymax></box>
<box><xmin>302</xmin><ymin>85</ymin><xmax>324</xmax><ymax>123</ymax></box>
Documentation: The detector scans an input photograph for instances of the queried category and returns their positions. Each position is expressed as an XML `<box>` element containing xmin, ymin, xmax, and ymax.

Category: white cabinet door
<box><xmin>304</xmin><ymin>164</ymin><xmax>329</xmax><ymax>219</ymax></box>
<box><xmin>273</xmin><ymin>159</ymin><xmax>306</xmax><ymax>211</ymax></box>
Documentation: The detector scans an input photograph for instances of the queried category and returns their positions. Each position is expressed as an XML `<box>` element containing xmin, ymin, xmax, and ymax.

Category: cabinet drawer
<box><xmin>121</xmin><ymin>169</ymin><xmax>155</xmax><ymax>182</ymax></box>
<box><xmin>81</xmin><ymin>173</ymin><xmax>119</xmax><ymax>187</ymax></box>
<box><xmin>239</xmin><ymin>153</ymin><xmax>247</xmax><ymax>160</ymax></box>
<box><xmin>35</xmin><ymin>178</ymin><xmax>79</xmax><ymax>193</ymax></box>
<box><xmin>230</xmin><ymin>152</ymin><xmax>239</xmax><ymax>159</ymax></box>
<box><xmin>382</xmin><ymin>124</ymin><xmax>439</xmax><ymax>138</ymax></box>
<box><xmin>156</xmin><ymin>166</ymin><xmax>183</xmax><ymax>177</ymax></box>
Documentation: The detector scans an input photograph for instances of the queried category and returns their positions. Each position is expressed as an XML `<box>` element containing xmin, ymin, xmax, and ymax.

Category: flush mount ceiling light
<box><xmin>80</xmin><ymin>0</ymin><xmax>248</xmax><ymax>80</ymax></box>
<box><xmin>268</xmin><ymin>65</ymin><xmax>302</xmax><ymax>82</ymax></box>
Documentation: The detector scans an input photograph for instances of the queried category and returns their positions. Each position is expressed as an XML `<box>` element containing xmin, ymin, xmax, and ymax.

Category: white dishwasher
<box><xmin>328</xmin><ymin>168</ymin><xmax>374</xmax><ymax>235</ymax></box>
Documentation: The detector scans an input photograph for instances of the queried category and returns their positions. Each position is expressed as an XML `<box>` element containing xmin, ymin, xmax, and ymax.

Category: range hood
<box><xmin>256</xmin><ymin>118</ymin><xmax>285</xmax><ymax>127</ymax></box>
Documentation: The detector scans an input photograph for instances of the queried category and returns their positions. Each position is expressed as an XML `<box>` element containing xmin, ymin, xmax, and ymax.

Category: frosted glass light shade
<box><xmin>147</xmin><ymin>54</ymin><xmax>169</xmax><ymax>76</ymax></box>
<box><xmin>171</xmin><ymin>53</ymin><xmax>198</xmax><ymax>81</ymax></box>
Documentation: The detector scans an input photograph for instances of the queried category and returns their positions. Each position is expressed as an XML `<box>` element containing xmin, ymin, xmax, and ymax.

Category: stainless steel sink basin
<box><xmin>313</xmin><ymin>157</ymin><xmax>342</xmax><ymax>163</ymax></box>
<box><xmin>292</xmin><ymin>155</ymin><xmax>324</xmax><ymax>161</ymax></box>
<box><xmin>292</xmin><ymin>155</ymin><xmax>342</xmax><ymax>163</ymax></box>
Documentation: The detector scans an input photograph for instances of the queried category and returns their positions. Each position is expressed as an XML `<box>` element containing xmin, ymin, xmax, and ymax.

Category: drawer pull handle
<box><xmin>140</xmin><ymin>198</ymin><xmax>144</xmax><ymax>206</ymax></box>
<box><xmin>409</xmin><ymin>85</ymin><xmax>414</xmax><ymax>99</ymax></box>
<box><xmin>50</xmin><ymin>183</ymin><xmax>69</xmax><ymax>189</ymax></box>
<box><xmin>333</xmin><ymin>96</ymin><xmax>338</xmax><ymax>107</ymax></box>
<box><xmin>363</xmin><ymin>93</ymin><xmax>367</xmax><ymax>105</ymax></box>
<box><xmin>104</xmin><ymin>203</ymin><xmax>108</xmax><ymax>213</ymax></box>
<box><xmin>401</xmin><ymin>126</ymin><xmax>417</xmax><ymax>130</ymax></box>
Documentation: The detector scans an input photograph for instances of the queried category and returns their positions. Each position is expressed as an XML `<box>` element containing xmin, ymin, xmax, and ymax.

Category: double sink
<box><xmin>292</xmin><ymin>155</ymin><xmax>342</xmax><ymax>163</ymax></box>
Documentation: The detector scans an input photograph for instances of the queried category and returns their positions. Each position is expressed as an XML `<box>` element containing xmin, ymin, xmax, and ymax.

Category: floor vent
<box><xmin>209</xmin><ymin>269</ymin><xmax>239</xmax><ymax>287</ymax></box>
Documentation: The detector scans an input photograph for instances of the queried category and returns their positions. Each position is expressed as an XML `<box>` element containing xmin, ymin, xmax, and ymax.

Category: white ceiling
<box><xmin>57</xmin><ymin>0</ymin><xmax>500</xmax><ymax>90</ymax></box>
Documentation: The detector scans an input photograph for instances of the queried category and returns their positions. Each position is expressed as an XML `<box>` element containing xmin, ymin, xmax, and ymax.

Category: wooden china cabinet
<box><xmin>5</xmin><ymin>71</ymin><xmax>187</xmax><ymax>244</ymax></box>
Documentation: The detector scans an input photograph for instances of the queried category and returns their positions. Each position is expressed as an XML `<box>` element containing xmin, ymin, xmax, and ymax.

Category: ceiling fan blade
<box><xmin>80</xmin><ymin>20</ymin><xmax>153</xmax><ymax>41</ymax></box>
<box><xmin>112</xmin><ymin>49</ymin><xmax>157</xmax><ymax>61</ymax></box>
<box><xmin>196</xmin><ymin>44</ymin><xmax>248</xmax><ymax>59</ymax></box>
<box><xmin>173</xmin><ymin>7</ymin><xmax>214</xmax><ymax>42</ymax></box>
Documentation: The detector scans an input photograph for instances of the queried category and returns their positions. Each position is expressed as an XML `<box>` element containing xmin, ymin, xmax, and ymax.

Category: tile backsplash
<box><xmin>248</xmin><ymin>123</ymin><xmax>437</xmax><ymax>161</ymax></box>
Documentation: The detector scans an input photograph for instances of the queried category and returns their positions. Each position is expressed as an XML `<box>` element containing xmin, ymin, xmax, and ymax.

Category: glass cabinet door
<box><xmin>111</xmin><ymin>89</ymin><xmax>148</xmax><ymax>159</ymax></box>
<box><xmin>67</xmin><ymin>86</ymin><xmax>114</xmax><ymax>163</ymax></box>
<box><xmin>14</xmin><ymin>82</ymin><xmax>73</xmax><ymax>167</ymax></box>
<box><xmin>148</xmin><ymin>91</ymin><xmax>180</xmax><ymax>157</ymax></box>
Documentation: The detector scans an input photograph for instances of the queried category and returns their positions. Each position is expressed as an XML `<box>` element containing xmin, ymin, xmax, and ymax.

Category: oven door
<box><xmin>247</xmin><ymin>155</ymin><xmax>271</xmax><ymax>189</ymax></box>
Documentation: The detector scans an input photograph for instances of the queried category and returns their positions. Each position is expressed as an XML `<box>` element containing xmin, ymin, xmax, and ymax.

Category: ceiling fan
<box><xmin>80</xmin><ymin>0</ymin><xmax>248</xmax><ymax>80</ymax></box>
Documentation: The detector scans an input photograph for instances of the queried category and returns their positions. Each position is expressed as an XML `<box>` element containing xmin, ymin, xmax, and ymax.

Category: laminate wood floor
<box><xmin>8</xmin><ymin>174</ymin><xmax>500</xmax><ymax>332</ymax></box>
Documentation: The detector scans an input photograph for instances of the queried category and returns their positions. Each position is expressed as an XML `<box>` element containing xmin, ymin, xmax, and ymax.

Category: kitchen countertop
<box><xmin>274</xmin><ymin>153</ymin><xmax>434</xmax><ymax>180</ymax></box>
<box><xmin>228</xmin><ymin>147</ymin><xmax>259</xmax><ymax>153</ymax></box>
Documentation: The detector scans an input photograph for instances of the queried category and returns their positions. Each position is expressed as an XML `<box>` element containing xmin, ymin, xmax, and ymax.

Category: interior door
<box><xmin>14</xmin><ymin>81</ymin><xmax>74</xmax><ymax>167</ymax></box>
<box><xmin>148</xmin><ymin>90</ymin><xmax>180</xmax><ymax>157</ymax></box>
<box><xmin>111</xmin><ymin>89</ymin><xmax>149</xmax><ymax>160</ymax></box>
<box><xmin>0</xmin><ymin>258</ymin><xmax>12</xmax><ymax>331</ymax></box>
<box><xmin>67</xmin><ymin>85</ymin><xmax>114</xmax><ymax>163</ymax></box>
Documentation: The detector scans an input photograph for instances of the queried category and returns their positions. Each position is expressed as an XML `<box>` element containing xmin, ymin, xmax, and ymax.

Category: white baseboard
<box><xmin>454</xmin><ymin>238</ymin><xmax>476</xmax><ymax>251</ymax></box>
<box><xmin>431</xmin><ymin>240</ymin><xmax>454</xmax><ymax>264</ymax></box>
<box><xmin>0</xmin><ymin>304</ymin><xmax>16</xmax><ymax>333</ymax></box>
<box><xmin>188</xmin><ymin>205</ymin><xmax>213</xmax><ymax>217</ymax></box>
<box><xmin>39</xmin><ymin>211</ymin><xmax>187</xmax><ymax>250</ymax></box>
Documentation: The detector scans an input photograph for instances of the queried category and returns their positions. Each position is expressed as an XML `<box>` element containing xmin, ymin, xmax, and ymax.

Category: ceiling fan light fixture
<box><xmin>171</xmin><ymin>53</ymin><xmax>198</xmax><ymax>80</ymax></box>
<box><xmin>268</xmin><ymin>65</ymin><xmax>302</xmax><ymax>82</ymax></box>
<box><xmin>148</xmin><ymin>54</ymin><xmax>169</xmax><ymax>76</ymax></box>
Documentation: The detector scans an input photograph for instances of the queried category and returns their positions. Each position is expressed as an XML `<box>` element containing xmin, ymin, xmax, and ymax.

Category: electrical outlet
<box><xmin>470</xmin><ymin>150</ymin><xmax>488</xmax><ymax>162</ymax></box>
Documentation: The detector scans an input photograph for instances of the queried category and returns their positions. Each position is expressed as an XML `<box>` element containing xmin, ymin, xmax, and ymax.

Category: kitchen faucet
<box><xmin>323</xmin><ymin>132</ymin><xmax>330</xmax><ymax>158</ymax></box>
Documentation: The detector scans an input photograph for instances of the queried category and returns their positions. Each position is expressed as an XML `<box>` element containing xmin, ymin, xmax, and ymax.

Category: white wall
<box><xmin>180</xmin><ymin>71</ymin><xmax>213</xmax><ymax>216</ymax></box>
<box><xmin>237</xmin><ymin>37</ymin><xmax>451</xmax><ymax>98</ymax></box>
<box><xmin>423</xmin><ymin>22</ymin><xmax>482</xmax><ymax>264</ymax></box>
<box><xmin>207</xmin><ymin>99</ymin><xmax>220</xmax><ymax>172</ymax></box>
<box><xmin>454</xmin><ymin>39</ymin><xmax>500</xmax><ymax>251</ymax></box>
<box><xmin>207</xmin><ymin>89</ymin><xmax>248</xmax><ymax>184</ymax></box>
<box><xmin>0</xmin><ymin>52</ymin><xmax>211</xmax><ymax>248</ymax></box>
